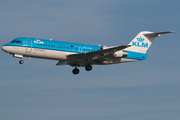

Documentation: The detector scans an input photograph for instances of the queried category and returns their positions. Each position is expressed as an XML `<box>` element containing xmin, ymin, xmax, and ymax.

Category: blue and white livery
<box><xmin>2</xmin><ymin>31</ymin><xmax>174</xmax><ymax>74</ymax></box>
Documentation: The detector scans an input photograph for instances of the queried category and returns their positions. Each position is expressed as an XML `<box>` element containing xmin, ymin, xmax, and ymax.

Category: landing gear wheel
<box><xmin>19</xmin><ymin>60</ymin><xmax>24</xmax><ymax>64</ymax></box>
<box><xmin>85</xmin><ymin>64</ymin><xmax>92</xmax><ymax>71</ymax></box>
<box><xmin>72</xmin><ymin>68</ymin><xmax>80</xmax><ymax>75</ymax></box>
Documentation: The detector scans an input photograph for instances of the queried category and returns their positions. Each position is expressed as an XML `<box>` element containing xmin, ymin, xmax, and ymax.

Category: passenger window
<box><xmin>64</xmin><ymin>47</ymin><xmax>66</xmax><ymax>49</ymax></box>
<box><xmin>67</xmin><ymin>47</ymin><xmax>69</xmax><ymax>49</ymax></box>
<box><xmin>54</xmin><ymin>46</ymin><xmax>55</xmax><ymax>47</ymax></box>
<box><xmin>59</xmin><ymin>46</ymin><xmax>60</xmax><ymax>48</ymax></box>
<box><xmin>46</xmin><ymin>45</ymin><xmax>47</xmax><ymax>47</ymax></box>
<box><xmin>56</xmin><ymin>46</ymin><xmax>58</xmax><ymax>48</ymax></box>
<box><xmin>38</xmin><ymin>44</ymin><xmax>39</xmax><ymax>46</ymax></box>
<box><xmin>48</xmin><ymin>45</ymin><xmax>50</xmax><ymax>47</ymax></box>
<box><xmin>43</xmin><ymin>44</ymin><xmax>44</xmax><ymax>46</ymax></box>
<box><xmin>40</xmin><ymin>44</ymin><xmax>42</xmax><ymax>46</ymax></box>
<box><xmin>51</xmin><ymin>45</ymin><xmax>52</xmax><ymax>47</ymax></box>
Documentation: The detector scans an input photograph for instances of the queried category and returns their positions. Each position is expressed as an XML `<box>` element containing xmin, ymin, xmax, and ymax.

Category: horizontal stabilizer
<box><xmin>144</xmin><ymin>31</ymin><xmax>175</xmax><ymax>37</ymax></box>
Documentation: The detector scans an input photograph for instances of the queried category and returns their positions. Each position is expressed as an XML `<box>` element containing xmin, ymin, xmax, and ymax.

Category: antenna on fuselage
<box><xmin>50</xmin><ymin>38</ymin><xmax>52</xmax><ymax>41</ymax></box>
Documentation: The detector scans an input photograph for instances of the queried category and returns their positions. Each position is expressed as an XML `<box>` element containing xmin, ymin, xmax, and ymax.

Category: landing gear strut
<box><xmin>19</xmin><ymin>60</ymin><xmax>24</xmax><ymax>64</ymax></box>
<box><xmin>72</xmin><ymin>67</ymin><xmax>80</xmax><ymax>75</ymax></box>
<box><xmin>85</xmin><ymin>64</ymin><xmax>92</xmax><ymax>71</ymax></box>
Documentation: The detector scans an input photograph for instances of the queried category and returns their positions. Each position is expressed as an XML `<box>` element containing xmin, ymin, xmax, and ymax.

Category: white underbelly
<box><xmin>10</xmin><ymin>46</ymin><xmax>75</xmax><ymax>60</ymax></box>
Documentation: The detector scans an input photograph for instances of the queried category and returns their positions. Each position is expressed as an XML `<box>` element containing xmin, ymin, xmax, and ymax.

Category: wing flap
<box><xmin>56</xmin><ymin>61</ymin><xmax>68</xmax><ymax>66</ymax></box>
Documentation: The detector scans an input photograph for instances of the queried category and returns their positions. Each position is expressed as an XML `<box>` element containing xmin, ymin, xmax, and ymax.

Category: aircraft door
<box><xmin>79</xmin><ymin>47</ymin><xmax>82</xmax><ymax>53</ymax></box>
<box><xmin>26</xmin><ymin>39</ymin><xmax>32</xmax><ymax>53</ymax></box>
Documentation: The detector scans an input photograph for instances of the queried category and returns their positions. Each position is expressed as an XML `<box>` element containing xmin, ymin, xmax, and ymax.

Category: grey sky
<box><xmin>0</xmin><ymin>0</ymin><xmax>180</xmax><ymax>120</ymax></box>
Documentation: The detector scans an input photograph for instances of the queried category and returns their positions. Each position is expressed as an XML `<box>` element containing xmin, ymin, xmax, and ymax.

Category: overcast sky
<box><xmin>0</xmin><ymin>0</ymin><xmax>180</xmax><ymax>120</ymax></box>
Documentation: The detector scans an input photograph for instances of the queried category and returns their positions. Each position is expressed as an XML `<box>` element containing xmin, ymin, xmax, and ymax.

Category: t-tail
<box><xmin>125</xmin><ymin>31</ymin><xmax>175</xmax><ymax>53</ymax></box>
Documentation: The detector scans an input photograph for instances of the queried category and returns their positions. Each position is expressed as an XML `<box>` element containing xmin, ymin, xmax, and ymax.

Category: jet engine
<box><xmin>102</xmin><ymin>46</ymin><xmax>128</xmax><ymax>58</ymax></box>
<box><xmin>114</xmin><ymin>50</ymin><xmax>128</xmax><ymax>57</ymax></box>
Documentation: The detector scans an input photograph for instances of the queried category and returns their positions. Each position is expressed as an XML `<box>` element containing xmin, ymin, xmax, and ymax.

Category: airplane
<box><xmin>2</xmin><ymin>31</ymin><xmax>174</xmax><ymax>75</ymax></box>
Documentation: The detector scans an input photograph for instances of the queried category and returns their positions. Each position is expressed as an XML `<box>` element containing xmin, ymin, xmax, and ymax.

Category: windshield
<box><xmin>10</xmin><ymin>40</ymin><xmax>22</xmax><ymax>44</ymax></box>
<box><xmin>10</xmin><ymin>40</ymin><xmax>16</xmax><ymax>43</ymax></box>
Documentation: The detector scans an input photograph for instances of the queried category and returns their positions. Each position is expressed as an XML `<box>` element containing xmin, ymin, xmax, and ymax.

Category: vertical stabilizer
<box><xmin>124</xmin><ymin>31</ymin><xmax>175</xmax><ymax>53</ymax></box>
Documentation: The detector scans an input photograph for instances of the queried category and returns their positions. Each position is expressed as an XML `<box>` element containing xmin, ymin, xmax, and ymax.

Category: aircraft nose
<box><xmin>2</xmin><ymin>45</ymin><xmax>8</xmax><ymax>52</ymax></box>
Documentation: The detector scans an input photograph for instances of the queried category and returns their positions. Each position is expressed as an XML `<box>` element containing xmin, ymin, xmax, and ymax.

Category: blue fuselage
<box><xmin>2</xmin><ymin>37</ymin><xmax>147</xmax><ymax>64</ymax></box>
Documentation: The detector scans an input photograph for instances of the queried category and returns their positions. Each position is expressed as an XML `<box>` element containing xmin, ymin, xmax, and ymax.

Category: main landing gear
<box><xmin>72</xmin><ymin>64</ymin><xmax>92</xmax><ymax>75</ymax></box>
<box><xmin>72</xmin><ymin>67</ymin><xmax>80</xmax><ymax>75</ymax></box>
<box><xmin>85</xmin><ymin>64</ymin><xmax>92</xmax><ymax>71</ymax></box>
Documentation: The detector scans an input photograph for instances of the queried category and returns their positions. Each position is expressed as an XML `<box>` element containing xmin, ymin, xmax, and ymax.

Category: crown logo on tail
<box><xmin>137</xmin><ymin>37</ymin><xmax>145</xmax><ymax>42</ymax></box>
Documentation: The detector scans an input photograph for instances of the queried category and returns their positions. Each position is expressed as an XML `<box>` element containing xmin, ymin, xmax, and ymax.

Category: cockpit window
<box><xmin>11</xmin><ymin>41</ymin><xmax>15</xmax><ymax>43</ymax></box>
<box><xmin>10</xmin><ymin>39</ymin><xmax>22</xmax><ymax>44</ymax></box>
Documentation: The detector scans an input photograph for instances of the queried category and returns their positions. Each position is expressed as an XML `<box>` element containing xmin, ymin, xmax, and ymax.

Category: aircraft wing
<box><xmin>67</xmin><ymin>45</ymin><xmax>131</xmax><ymax>60</ymax></box>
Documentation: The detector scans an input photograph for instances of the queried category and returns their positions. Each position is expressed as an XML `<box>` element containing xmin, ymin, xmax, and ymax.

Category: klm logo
<box><xmin>132</xmin><ymin>36</ymin><xmax>148</xmax><ymax>48</ymax></box>
<box><xmin>34</xmin><ymin>39</ymin><xmax>44</xmax><ymax>44</ymax></box>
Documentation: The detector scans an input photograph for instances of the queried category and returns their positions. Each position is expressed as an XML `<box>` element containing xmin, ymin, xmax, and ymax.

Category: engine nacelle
<box><xmin>114</xmin><ymin>50</ymin><xmax>124</xmax><ymax>57</ymax></box>
<box><xmin>102</xmin><ymin>46</ymin><xmax>128</xmax><ymax>58</ymax></box>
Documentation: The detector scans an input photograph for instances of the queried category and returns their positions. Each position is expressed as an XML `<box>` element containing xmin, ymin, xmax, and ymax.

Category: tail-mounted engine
<box><xmin>114</xmin><ymin>50</ymin><xmax>128</xmax><ymax>57</ymax></box>
<box><xmin>102</xmin><ymin>46</ymin><xmax>128</xmax><ymax>58</ymax></box>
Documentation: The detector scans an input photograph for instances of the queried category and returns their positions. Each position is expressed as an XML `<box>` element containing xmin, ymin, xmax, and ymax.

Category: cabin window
<box><xmin>67</xmin><ymin>47</ymin><xmax>69</xmax><ymax>49</ymax></box>
<box><xmin>64</xmin><ymin>47</ymin><xmax>66</xmax><ymax>49</ymax></box>
<box><xmin>56</xmin><ymin>46</ymin><xmax>58</xmax><ymax>48</ymax></box>
<box><xmin>59</xmin><ymin>46</ymin><xmax>60</xmax><ymax>48</ymax></box>
<box><xmin>51</xmin><ymin>45</ymin><xmax>52</xmax><ymax>47</ymax></box>
<box><xmin>46</xmin><ymin>45</ymin><xmax>47</xmax><ymax>47</ymax></box>
<box><xmin>40</xmin><ymin>44</ymin><xmax>42</xmax><ymax>46</ymax></box>
<box><xmin>38</xmin><ymin>44</ymin><xmax>39</xmax><ymax>46</ymax></box>
<box><xmin>62</xmin><ymin>46</ymin><xmax>63</xmax><ymax>48</ymax></box>
<box><xmin>54</xmin><ymin>46</ymin><xmax>55</xmax><ymax>47</ymax></box>
<box><xmin>76</xmin><ymin>48</ymin><xmax>77</xmax><ymax>50</ymax></box>
<box><xmin>43</xmin><ymin>44</ymin><xmax>44</xmax><ymax>46</ymax></box>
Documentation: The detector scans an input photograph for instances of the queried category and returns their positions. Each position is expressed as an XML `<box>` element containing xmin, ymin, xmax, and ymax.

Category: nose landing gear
<box><xmin>19</xmin><ymin>60</ymin><xmax>24</xmax><ymax>64</ymax></box>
